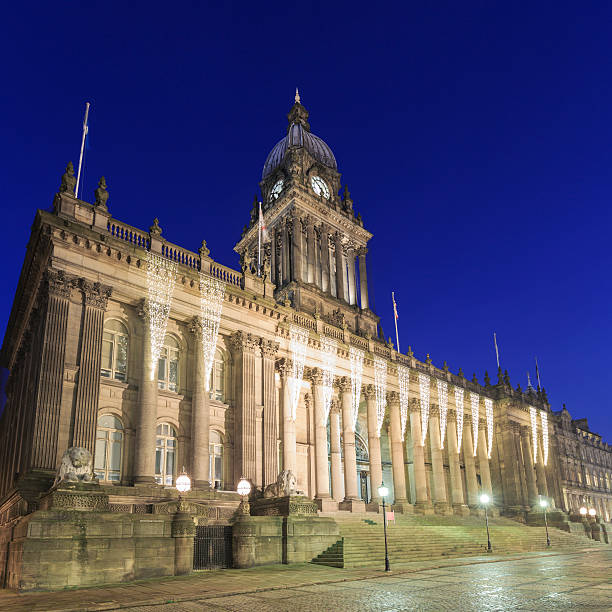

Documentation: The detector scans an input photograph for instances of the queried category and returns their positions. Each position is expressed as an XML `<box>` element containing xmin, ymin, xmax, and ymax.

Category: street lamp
<box><xmin>588</xmin><ymin>508</ymin><xmax>596</xmax><ymax>518</ymax></box>
<box><xmin>579</xmin><ymin>506</ymin><xmax>587</xmax><ymax>516</ymax></box>
<box><xmin>237</xmin><ymin>477</ymin><xmax>251</xmax><ymax>515</ymax></box>
<box><xmin>480</xmin><ymin>493</ymin><xmax>492</xmax><ymax>553</ymax></box>
<box><xmin>377</xmin><ymin>482</ymin><xmax>390</xmax><ymax>572</ymax></box>
<box><xmin>539</xmin><ymin>498</ymin><xmax>550</xmax><ymax>547</ymax></box>
<box><xmin>175</xmin><ymin>470</ymin><xmax>191</xmax><ymax>511</ymax></box>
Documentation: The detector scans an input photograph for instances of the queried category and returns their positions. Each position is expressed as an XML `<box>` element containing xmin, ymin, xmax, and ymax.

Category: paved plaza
<box><xmin>0</xmin><ymin>548</ymin><xmax>610</xmax><ymax>611</ymax></box>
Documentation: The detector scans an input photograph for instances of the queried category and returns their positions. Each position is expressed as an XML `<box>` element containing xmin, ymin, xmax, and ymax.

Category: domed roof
<box><xmin>262</xmin><ymin>92</ymin><xmax>337</xmax><ymax>179</ymax></box>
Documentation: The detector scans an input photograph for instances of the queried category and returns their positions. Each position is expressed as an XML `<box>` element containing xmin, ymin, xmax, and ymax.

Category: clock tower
<box><xmin>235</xmin><ymin>92</ymin><xmax>379</xmax><ymax>338</ymax></box>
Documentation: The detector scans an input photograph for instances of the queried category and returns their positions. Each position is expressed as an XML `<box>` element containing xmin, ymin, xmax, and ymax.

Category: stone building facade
<box><xmin>0</xmin><ymin>95</ymin><xmax>608</xmax><ymax>587</ymax></box>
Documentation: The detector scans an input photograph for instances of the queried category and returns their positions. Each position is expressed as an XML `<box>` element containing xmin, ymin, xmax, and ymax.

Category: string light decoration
<box><xmin>145</xmin><ymin>253</ymin><xmax>177</xmax><ymax>379</ymax></box>
<box><xmin>349</xmin><ymin>346</ymin><xmax>364</xmax><ymax>429</ymax></box>
<box><xmin>199</xmin><ymin>274</ymin><xmax>225</xmax><ymax>392</ymax></box>
<box><xmin>530</xmin><ymin>405</ymin><xmax>538</xmax><ymax>464</ymax></box>
<box><xmin>418</xmin><ymin>373</ymin><xmax>430</xmax><ymax>445</ymax></box>
<box><xmin>436</xmin><ymin>380</ymin><xmax>448</xmax><ymax>449</ymax></box>
<box><xmin>289</xmin><ymin>324</ymin><xmax>309</xmax><ymax>421</ymax></box>
<box><xmin>485</xmin><ymin>398</ymin><xmax>494</xmax><ymax>459</ymax></box>
<box><xmin>374</xmin><ymin>357</ymin><xmax>387</xmax><ymax>436</ymax></box>
<box><xmin>470</xmin><ymin>393</ymin><xmax>479</xmax><ymax>456</ymax></box>
<box><xmin>454</xmin><ymin>386</ymin><xmax>464</xmax><ymax>452</ymax></box>
<box><xmin>540</xmin><ymin>409</ymin><xmax>549</xmax><ymax>466</ymax></box>
<box><xmin>320</xmin><ymin>336</ymin><xmax>337</xmax><ymax>425</ymax></box>
<box><xmin>398</xmin><ymin>365</ymin><xmax>410</xmax><ymax>441</ymax></box>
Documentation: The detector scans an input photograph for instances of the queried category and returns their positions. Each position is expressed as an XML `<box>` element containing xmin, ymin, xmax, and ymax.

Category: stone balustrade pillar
<box><xmin>409</xmin><ymin>401</ymin><xmax>432</xmax><ymax>512</ymax></box>
<box><xmin>309</xmin><ymin>368</ymin><xmax>333</xmax><ymax>508</ymax></box>
<box><xmin>364</xmin><ymin>385</ymin><xmax>383</xmax><ymax>504</ymax></box>
<box><xmin>277</xmin><ymin>358</ymin><xmax>297</xmax><ymax>475</ymax></box>
<box><xmin>429</xmin><ymin>407</ymin><xmax>450</xmax><ymax>514</ymax></box>
<box><xmin>190</xmin><ymin>319</ymin><xmax>210</xmax><ymax>489</ymax></box>
<box><xmin>477</xmin><ymin>420</ymin><xmax>493</xmax><ymax>498</ymax></box>
<box><xmin>462</xmin><ymin>416</ymin><xmax>479</xmax><ymax>507</ymax></box>
<box><xmin>388</xmin><ymin>391</ymin><xmax>410</xmax><ymax>512</ymax></box>
<box><xmin>329</xmin><ymin>401</ymin><xmax>344</xmax><ymax>501</ymax></box>
<box><xmin>447</xmin><ymin>413</ymin><xmax>469</xmax><ymax>515</ymax></box>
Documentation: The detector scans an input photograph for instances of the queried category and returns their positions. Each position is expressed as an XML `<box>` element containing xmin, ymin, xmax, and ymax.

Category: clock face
<box><xmin>311</xmin><ymin>175</ymin><xmax>330</xmax><ymax>199</ymax></box>
<box><xmin>270</xmin><ymin>178</ymin><xmax>284</xmax><ymax>202</ymax></box>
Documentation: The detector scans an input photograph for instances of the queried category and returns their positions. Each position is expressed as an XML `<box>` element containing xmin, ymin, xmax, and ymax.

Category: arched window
<box><xmin>158</xmin><ymin>335</ymin><xmax>179</xmax><ymax>392</ymax></box>
<box><xmin>94</xmin><ymin>414</ymin><xmax>123</xmax><ymax>482</ymax></box>
<box><xmin>209</xmin><ymin>429</ymin><xmax>224</xmax><ymax>489</ymax></box>
<box><xmin>101</xmin><ymin>320</ymin><xmax>128</xmax><ymax>381</ymax></box>
<box><xmin>209</xmin><ymin>348</ymin><xmax>225</xmax><ymax>402</ymax></box>
<box><xmin>155</xmin><ymin>423</ymin><xmax>177</xmax><ymax>485</ymax></box>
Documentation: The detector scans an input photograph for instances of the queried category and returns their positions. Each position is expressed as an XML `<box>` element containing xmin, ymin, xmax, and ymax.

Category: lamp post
<box><xmin>237</xmin><ymin>477</ymin><xmax>252</xmax><ymax>515</ymax></box>
<box><xmin>175</xmin><ymin>470</ymin><xmax>191</xmax><ymax>511</ymax></box>
<box><xmin>480</xmin><ymin>493</ymin><xmax>492</xmax><ymax>553</ymax></box>
<box><xmin>377</xmin><ymin>482</ymin><xmax>390</xmax><ymax>572</ymax></box>
<box><xmin>539</xmin><ymin>498</ymin><xmax>550</xmax><ymax>547</ymax></box>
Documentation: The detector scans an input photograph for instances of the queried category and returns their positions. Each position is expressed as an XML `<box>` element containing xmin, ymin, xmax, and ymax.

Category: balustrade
<box><xmin>107</xmin><ymin>220</ymin><xmax>150</xmax><ymax>249</ymax></box>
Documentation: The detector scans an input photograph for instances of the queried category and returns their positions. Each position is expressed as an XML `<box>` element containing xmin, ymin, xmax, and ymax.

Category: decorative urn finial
<box><xmin>60</xmin><ymin>162</ymin><xmax>77</xmax><ymax>195</ymax></box>
<box><xmin>94</xmin><ymin>176</ymin><xmax>109</xmax><ymax>210</ymax></box>
<box><xmin>295</xmin><ymin>87</ymin><xmax>300</xmax><ymax>104</ymax></box>
<box><xmin>149</xmin><ymin>217</ymin><xmax>162</xmax><ymax>237</ymax></box>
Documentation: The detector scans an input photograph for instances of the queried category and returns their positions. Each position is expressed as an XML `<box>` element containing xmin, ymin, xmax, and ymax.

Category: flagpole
<box><xmin>494</xmin><ymin>332</ymin><xmax>500</xmax><ymax>368</ymax></box>
<box><xmin>257</xmin><ymin>202</ymin><xmax>262</xmax><ymax>277</ymax></box>
<box><xmin>392</xmin><ymin>292</ymin><xmax>400</xmax><ymax>353</ymax></box>
<box><xmin>535</xmin><ymin>356</ymin><xmax>542</xmax><ymax>390</ymax></box>
<box><xmin>75</xmin><ymin>102</ymin><xmax>90</xmax><ymax>200</ymax></box>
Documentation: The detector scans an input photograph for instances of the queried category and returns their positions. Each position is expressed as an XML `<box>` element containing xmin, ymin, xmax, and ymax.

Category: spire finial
<box><xmin>295</xmin><ymin>87</ymin><xmax>301</xmax><ymax>104</ymax></box>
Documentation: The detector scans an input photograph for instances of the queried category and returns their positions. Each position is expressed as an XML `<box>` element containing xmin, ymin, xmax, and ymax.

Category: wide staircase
<box><xmin>312</xmin><ymin>512</ymin><xmax>606</xmax><ymax>568</ymax></box>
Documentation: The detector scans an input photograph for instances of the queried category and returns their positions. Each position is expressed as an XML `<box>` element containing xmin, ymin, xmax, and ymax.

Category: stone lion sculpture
<box><xmin>263</xmin><ymin>470</ymin><xmax>298</xmax><ymax>498</ymax></box>
<box><xmin>54</xmin><ymin>447</ymin><xmax>95</xmax><ymax>486</ymax></box>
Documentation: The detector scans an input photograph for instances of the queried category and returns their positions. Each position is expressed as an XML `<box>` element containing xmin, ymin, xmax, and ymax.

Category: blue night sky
<box><xmin>1</xmin><ymin>2</ymin><xmax>610</xmax><ymax>439</ymax></box>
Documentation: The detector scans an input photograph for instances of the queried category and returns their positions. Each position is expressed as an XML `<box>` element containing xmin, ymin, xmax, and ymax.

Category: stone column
<box><xmin>282</xmin><ymin>220</ymin><xmax>290</xmax><ymax>285</ymax></box>
<box><xmin>409</xmin><ymin>401</ymin><xmax>432</xmax><ymax>513</ymax></box>
<box><xmin>230</xmin><ymin>331</ymin><xmax>259</xmax><ymax>487</ymax></box>
<box><xmin>462</xmin><ymin>416</ymin><xmax>479</xmax><ymax>508</ymax></box>
<box><xmin>338</xmin><ymin>377</ymin><xmax>365</xmax><ymax>511</ymax></box>
<box><xmin>320</xmin><ymin>225</ymin><xmax>330</xmax><ymax>294</ymax></box>
<box><xmin>291</xmin><ymin>213</ymin><xmax>302</xmax><ymax>282</ymax></box>
<box><xmin>309</xmin><ymin>368</ymin><xmax>334</xmax><ymax>509</ymax></box>
<box><xmin>334</xmin><ymin>232</ymin><xmax>346</xmax><ymax>302</ymax></box>
<box><xmin>72</xmin><ymin>280</ymin><xmax>112</xmax><ymax>454</ymax></box>
<box><xmin>447</xmin><ymin>412</ymin><xmax>469</xmax><ymax>515</ymax></box>
<box><xmin>429</xmin><ymin>407</ymin><xmax>450</xmax><ymax>514</ymax></box>
<box><xmin>364</xmin><ymin>384</ymin><xmax>383</xmax><ymax>504</ymax></box>
<box><xmin>134</xmin><ymin>300</ymin><xmax>159</xmax><ymax>485</ymax></box>
<box><xmin>535</xmin><ymin>437</ymin><xmax>549</xmax><ymax>497</ymax></box>
<box><xmin>306</xmin><ymin>217</ymin><xmax>315</xmax><ymax>284</ymax></box>
<box><xmin>519</xmin><ymin>426</ymin><xmax>537</xmax><ymax>507</ymax></box>
<box><xmin>271</xmin><ymin>226</ymin><xmax>278</xmax><ymax>286</ymax></box>
<box><xmin>261</xmin><ymin>339</ymin><xmax>279</xmax><ymax>488</ymax></box>
<box><xmin>347</xmin><ymin>248</ymin><xmax>357</xmax><ymax>306</ymax></box>
<box><xmin>477</xmin><ymin>420</ymin><xmax>493</xmax><ymax>498</ymax></box>
<box><xmin>499</xmin><ymin>421</ymin><xmax>523</xmax><ymax>510</ymax></box>
<box><xmin>189</xmin><ymin>319</ymin><xmax>210</xmax><ymax>489</ymax></box>
<box><xmin>315</xmin><ymin>226</ymin><xmax>323</xmax><ymax>290</ymax></box>
<box><xmin>329</xmin><ymin>400</ymin><xmax>344</xmax><ymax>501</ymax></box>
<box><xmin>388</xmin><ymin>391</ymin><xmax>411</xmax><ymax>512</ymax></box>
<box><xmin>277</xmin><ymin>358</ymin><xmax>296</xmax><ymax>474</ymax></box>
<box><xmin>358</xmin><ymin>247</ymin><xmax>369</xmax><ymax>310</ymax></box>
<box><xmin>30</xmin><ymin>270</ymin><xmax>73</xmax><ymax>471</ymax></box>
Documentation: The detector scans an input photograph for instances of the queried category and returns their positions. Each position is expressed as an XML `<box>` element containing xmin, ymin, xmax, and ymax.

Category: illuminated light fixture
<box><xmin>579</xmin><ymin>506</ymin><xmax>587</xmax><ymax>516</ymax></box>
<box><xmin>349</xmin><ymin>347</ymin><xmax>364</xmax><ymax>429</ymax></box>
<box><xmin>485</xmin><ymin>398</ymin><xmax>494</xmax><ymax>459</ymax></box>
<box><xmin>530</xmin><ymin>405</ymin><xmax>538</xmax><ymax>464</ymax></box>
<box><xmin>289</xmin><ymin>324</ymin><xmax>309</xmax><ymax>422</ymax></box>
<box><xmin>588</xmin><ymin>508</ymin><xmax>596</xmax><ymax>517</ymax></box>
<box><xmin>374</xmin><ymin>356</ymin><xmax>387</xmax><ymax>436</ymax></box>
<box><xmin>454</xmin><ymin>386</ymin><xmax>464</xmax><ymax>452</ymax></box>
<box><xmin>320</xmin><ymin>336</ymin><xmax>337</xmax><ymax>425</ymax></box>
<box><xmin>145</xmin><ymin>252</ymin><xmax>177</xmax><ymax>380</ymax></box>
<box><xmin>539</xmin><ymin>498</ymin><xmax>548</xmax><ymax>508</ymax></box>
<box><xmin>175</xmin><ymin>472</ymin><xmax>191</xmax><ymax>494</ymax></box>
<box><xmin>480</xmin><ymin>493</ymin><xmax>490</xmax><ymax>505</ymax></box>
<box><xmin>470</xmin><ymin>393</ymin><xmax>480</xmax><ymax>456</ymax></box>
<box><xmin>418</xmin><ymin>373</ymin><xmax>430</xmax><ymax>445</ymax></box>
<box><xmin>199</xmin><ymin>274</ymin><xmax>225</xmax><ymax>392</ymax></box>
<box><xmin>436</xmin><ymin>380</ymin><xmax>448</xmax><ymax>449</ymax></box>
<box><xmin>398</xmin><ymin>365</ymin><xmax>410</xmax><ymax>441</ymax></box>
<box><xmin>540</xmin><ymin>409</ymin><xmax>549</xmax><ymax>466</ymax></box>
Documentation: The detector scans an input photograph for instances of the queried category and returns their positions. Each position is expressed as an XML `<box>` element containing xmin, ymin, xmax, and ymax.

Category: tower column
<box><xmin>462</xmin><ymin>416</ymin><xmax>479</xmax><ymax>507</ymax></box>
<box><xmin>429</xmin><ymin>407</ymin><xmax>449</xmax><ymax>513</ymax></box>
<box><xmin>447</xmin><ymin>413</ymin><xmax>469</xmax><ymax>514</ymax></box>
<box><xmin>347</xmin><ymin>247</ymin><xmax>357</xmax><ymax>305</ymax></box>
<box><xmin>334</xmin><ymin>232</ymin><xmax>346</xmax><ymax>301</ymax></box>
<box><xmin>277</xmin><ymin>359</ymin><xmax>296</xmax><ymax>474</ymax></box>
<box><xmin>329</xmin><ymin>401</ymin><xmax>344</xmax><ymax>501</ymax></box>
<box><xmin>520</xmin><ymin>425</ymin><xmax>539</xmax><ymax>506</ymax></box>
<box><xmin>477</xmin><ymin>420</ymin><xmax>493</xmax><ymax>499</ymax></box>
<box><xmin>306</xmin><ymin>217</ymin><xmax>315</xmax><ymax>284</ymax></box>
<box><xmin>282</xmin><ymin>220</ymin><xmax>290</xmax><ymax>285</ymax></box>
<box><xmin>388</xmin><ymin>391</ymin><xmax>411</xmax><ymax>512</ymax></box>
<box><xmin>358</xmin><ymin>247</ymin><xmax>369</xmax><ymax>310</ymax></box>
<box><xmin>291</xmin><ymin>213</ymin><xmax>302</xmax><ymax>282</ymax></box>
<box><xmin>409</xmin><ymin>402</ymin><xmax>432</xmax><ymax>512</ymax></box>
<box><xmin>364</xmin><ymin>385</ymin><xmax>383</xmax><ymax>504</ymax></box>
<box><xmin>320</xmin><ymin>225</ymin><xmax>330</xmax><ymax>294</ymax></box>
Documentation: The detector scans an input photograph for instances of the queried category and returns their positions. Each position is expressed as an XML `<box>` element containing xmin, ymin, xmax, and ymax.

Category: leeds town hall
<box><xmin>0</xmin><ymin>95</ymin><xmax>610</xmax><ymax>591</ymax></box>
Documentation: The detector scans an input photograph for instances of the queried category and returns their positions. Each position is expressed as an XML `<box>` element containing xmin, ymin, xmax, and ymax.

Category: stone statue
<box><xmin>54</xmin><ymin>447</ymin><xmax>95</xmax><ymax>486</ymax></box>
<box><xmin>263</xmin><ymin>470</ymin><xmax>298</xmax><ymax>498</ymax></box>
<box><xmin>60</xmin><ymin>162</ymin><xmax>77</xmax><ymax>195</ymax></box>
<box><xmin>241</xmin><ymin>250</ymin><xmax>253</xmax><ymax>275</ymax></box>
<box><xmin>94</xmin><ymin>176</ymin><xmax>109</xmax><ymax>210</ymax></box>
<box><xmin>149</xmin><ymin>217</ymin><xmax>162</xmax><ymax>236</ymax></box>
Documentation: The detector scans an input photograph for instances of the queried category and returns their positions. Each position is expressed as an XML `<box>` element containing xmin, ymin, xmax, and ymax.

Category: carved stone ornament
<box><xmin>409</xmin><ymin>398</ymin><xmax>421</xmax><ymax>413</ymax></box>
<box><xmin>307</xmin><ymin>366</ymin><xmax>324</xmax><ymax>386</ymax></box>
<box><xmin>275</xmin><ymin>357</ymin><xmax>293</xmax><ymax>378</ymax></box>
<box><xmin>229</xmin><ymin>330</ymin><xmax>259</xmax><ymax>353</ymax></box>
<box><xmin>362</xmin><ymin>384</ymin><xmax>376</xmax><ymax>400</ymax></box>
<box><xmin>44</xmin><ymin>269</ymin><xmax>76</xmax><ymax>299</ymax></box>
<box><xmin>263</xmin><ymin>470</ymin><xmax>298</xmax><ymax>498</ymax></box>
<box><xmin>199</xmin><ymin>239</ymin><xmax>210</xmax><ymax>259</ymax></box>
<box><xmin>149</xmin><ymin>217</ymin><xmax>163</xmax><ymax>237</ymax></box>
<box><xmin>386</xmin><ymin>390</ymin><xmax>400</xmax><ymax>404</ymax></box>
<box><xmin>260</xmin><ymin>338</ymin><xmax>279</xmax><ymax>359</ymax></box>
<box><xmin>94</xmin><ymin>176</ymin><xmax>109</xmax><ymax>210</ymax></box>
<box><xmin>335</xmin><ymin>375</ymin><xmax>351</xmax><ymax>393</ymax></box>
<box><xmin>60</xmin><ymin>161</ymin><xmax>77</xmax><ymax>195</ymax></box>
<box><xmin>54</xmin><ymin>447</ymin><xmax>95</xmax><ymax>486</ymax></box>
<box><xmin>80</xmin><ymin>279</ymin><xmax>112</xmax><ymax>309</ymax></box>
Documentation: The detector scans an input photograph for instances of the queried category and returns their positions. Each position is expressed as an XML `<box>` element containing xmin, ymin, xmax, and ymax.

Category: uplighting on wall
<box><xmin>470</xmin><ymin>393</ymin><xmax>479</xmax><ymax>456</ymax></box>
<box><xmin>454</xmin><ymin>386</ymin><xmax>464</xmax><ymax>453</ymax></box>
<box><xmin>437</xmin><ymin>379</ymin><xmax>448</xmax><ymax>449</ymax></box>
<box><xmin>398</xmin><ymin>365</ymin><xmax>410</xmax><ymax>442</ymax></box>
<box><xmin>320</xmin><ymin>336</ymin><xmax>337</xmax><ymax>425</ymax></box>
<box><xmin>418</xmin><ymin>373</ymin><xmax>430</xmax><ymax>445</ymax></box>
<box><xmin>289</xmin><ymin>324</ymin><xmax>309</xmax><ymax>421</ymax></box>
<box><xmin>349</xmin><ymin>347</ymin><xmax>364</xmax><ymax>430</ymax></box>
<box><xmin>374</xmin><ymin>357</ymin><xmax>387</xmax><ymax>436</ymax></box>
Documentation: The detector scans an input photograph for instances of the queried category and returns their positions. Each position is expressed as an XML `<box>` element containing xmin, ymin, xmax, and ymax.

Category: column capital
<box><xmin>260</xmin><ymin>338</ymin><xmax>280</xmax><ymax>359</ymax></box>
<box><xmin>275</xmin><ymin>357</ymin><xmax>293</xmax><ymax>378</ymax></box>
<box><xmin>335</xmin><ymin>376</ymin><xmax>351</xmax><ymax>393</ymax></box>
<box><xmin>430</xmin><ymin>405</ymin><xmax>440</xmax><ymax>417</ymax></box>
<box><xmin>386</xmin><ymin>390</ymin><xmax>400</xmax><ymax>404</ymax></box>
<box><xmin>189</xmin><ymin>316</ymin><xmax>203</xmax><ymax>338</ymax></box>
<box><xmin>44</xmin><ymin>268</ymin><xmax>77</xmax><ymax>299</ymax></box>
<box><xmin>307</xmin><ymin>366</ymin><xmax>324</xmax><ymax>386</ymax></box>
<box><xmin>79</xmin><ymin>279</ymin><xmax>112</xmax><ymax>309</ymax></box>
<box><xmin>362</xmin><ymin>383</ymin><xmax>376</xmax><ymax>400</ymax></box>
<box><xmin>330</xmin><ymin>398</ymin><xmax>341</xmax><ymax>415</ymax></box>
<box><xmin>229</xmin><ymin>330</ymin><xmax>259</xmax><ymax>354</ymax></box>
<box><xmin>447</xmin><ymin>409</ymin><xmax>457</xmax><ymax>423</ymax></box>
<box><xmin>357</xmin><ymin>246</ymin><xmax>368</xmax><ymax>257</ymax></box>
<box><xmin>409</xmin><ymin>398</ymin><xmax>420</xmax><ymax>413</ymax></box>
<box><xmin>478</xmin><ymin>419</ymin><xmax>487</xmax><ymax>431</ymax></box>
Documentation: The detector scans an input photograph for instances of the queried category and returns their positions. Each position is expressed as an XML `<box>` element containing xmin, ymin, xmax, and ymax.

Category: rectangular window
<box><xmin>115</xmin><ymin>335</ymin><xmax>128</xmax><ymax>381</ymax></box>
<box><xmin>101</xmin><ymin>335</ymin><xmax>113</xmax><ymax>378</ymax></box>
<box><xmin>169</xmin><ymin>358</ymin><xmax>178</xmax><ymax>392</ymax></box>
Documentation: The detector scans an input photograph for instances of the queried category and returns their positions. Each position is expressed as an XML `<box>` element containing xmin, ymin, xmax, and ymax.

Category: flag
<box><xmin>392</xmin><ymin>291</ymin><xmax>399</xmax><ymax>320</ymax></box>
<box><xmin>258</xmin><ymin>202</ymin><xmax>269</xmax><ymax>243</ymax></box>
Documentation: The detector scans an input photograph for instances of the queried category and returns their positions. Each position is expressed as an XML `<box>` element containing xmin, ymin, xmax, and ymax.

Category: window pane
<box><xmin>101</xmin><ymin>339</ymin><xmax>113</xmax><ymax>372</ymax></box>
<box><xmin>110</xmin><ymin>437</ymin><xmax>122</xmax><ymax>472</ymax></box>
<box><xmin>158</xmin><ymin>358</ymin><xmax>166</xmax><ymax>382</ymax></box>
<box><xmin>94</xmin><ymin>437</ymin><xmax>106</xmax><ymax>470</ymax></box>
<box><xmin>116</xmin><ymin>335</ymin><xmax>128</xmax><ymax>375</ymax></box>
<box><xmin>166</xmin><ymin>449</ymin><xmax>175</xmax><ymax>482</ymax></box>
<box><xmin>155</xmin><ymin>448</ymin><xmax>162</xmax><ymax>476</ymax></box>
<box><xmin>214</xmin><ymin>455</ymin><xmax>222</xmax><ymax>481</ymax></box>
<box><xmin>169</xmin><ymin>359</ymin><xmax>178</xmax><ymax>391</ymax></box>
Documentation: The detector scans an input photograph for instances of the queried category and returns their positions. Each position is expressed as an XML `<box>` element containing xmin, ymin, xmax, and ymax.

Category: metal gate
<box><xmin>193</xmin><ymin>525</ymin><xmax>233</xmax><ymax>570</ymax></box>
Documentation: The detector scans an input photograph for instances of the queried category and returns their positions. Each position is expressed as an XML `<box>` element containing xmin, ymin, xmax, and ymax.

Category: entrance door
<box><xmin>359</xmin><ymin>471</ymin><xmax>369</xmax><ymax>502</ymax></box>
<box><xmin>193</xmin><ymin>525</ymin><xmax>232</xmax><ymax>569</ymax></box>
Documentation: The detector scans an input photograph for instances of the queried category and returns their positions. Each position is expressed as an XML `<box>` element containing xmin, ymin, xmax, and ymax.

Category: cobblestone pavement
<box><xmin>1</xmin><ymin>549</ymin><xmax>610</xmax><ymax>611</ymax></box>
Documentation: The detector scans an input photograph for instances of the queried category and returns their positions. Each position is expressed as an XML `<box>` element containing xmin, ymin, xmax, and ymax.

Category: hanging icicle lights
<box><xmin>470</xmin><ymin>393</ymin><xmax>480</xmax><ymax>456</ymax></box>
<box><xmin>145</xmin><ymin>253</ymin><xmax>177</xmax><ymax>380</ymax></box>
<box><xmin>374</xmin><ymin>357</ymin><xmax>387</xmax><ymax>436</ymax></box>
<box><xmin>349</xmin><ymin>347</ymin><xmax>364</xmax><ymax>430</ymax></box>
<box><xmin>485</xmin><ymin>398</ymin><xmax>494</xmax><ymax>459</ymax></box>
<box><xmin>436</xmin><ymin>380</ymin><xmax>448</xmax><ymax>449</ymax></box>
<box><xmin>540</xmin><ymin>409</ymin><xmax>549</xmax><ymax>466</ymax></box>
<box><xmin>454</xmin><ymin>386</ymin><xmax>464</xmax><ymax>452</ymax></box>
<box><xmin>398</xmin><ymin>365</ymin><xmax>410</xmax><ymax>441</ymax></box>
<box><xmin>289</xmin><ymin>324</ymin><xmax>309</xmax><ymax>421</ymax></box>
<box><xmin>418</xmin><ymin>373</ymin><xmax>430</xmax><ymax>445</ymax></box>
<box><xmin>530</xmin><ymin>405</ymin><xmax>538</xmax><ymax>464</ymax></box>
<box><xmin>199</xmin><ymin>274</ymin><xmax>225</xmax><ymax>392</ymax></box>
<box><xmin>320</xmin><ymin>336</ymin><xmax>337</xmax><ymax>425</ymax></box>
